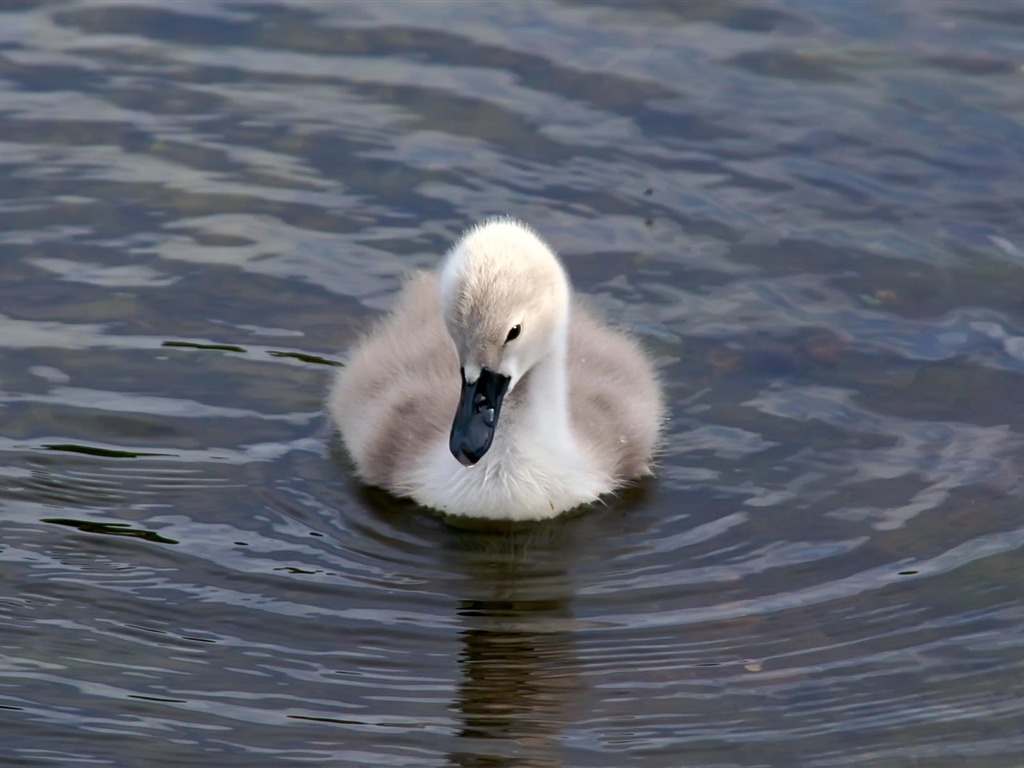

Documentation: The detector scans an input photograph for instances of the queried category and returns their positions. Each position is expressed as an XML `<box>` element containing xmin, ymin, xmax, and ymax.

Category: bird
<box><xmin>328</xmin><ymin>217</ymin><xmax>663</xmax><ymax>521</ymax></box>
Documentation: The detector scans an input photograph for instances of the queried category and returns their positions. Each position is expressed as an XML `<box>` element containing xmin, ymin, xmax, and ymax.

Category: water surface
<box><xmin>1</xmin><ymin>1</ymin><xmax>1023</xmax><ymax>766</ymax></box>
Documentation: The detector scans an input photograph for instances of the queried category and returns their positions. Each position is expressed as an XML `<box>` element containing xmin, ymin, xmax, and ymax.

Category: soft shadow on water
<box><xmin>1</xmin><ymin>0</ymin><xmax>1023</xmax><ymax>766</ymax></box>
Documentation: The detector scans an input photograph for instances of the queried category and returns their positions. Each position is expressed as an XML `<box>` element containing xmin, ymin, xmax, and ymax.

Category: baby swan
<box><xmin>329</xmin><ymin>217</ymin><xmax>663</xmax><ymax>521</ymax></box>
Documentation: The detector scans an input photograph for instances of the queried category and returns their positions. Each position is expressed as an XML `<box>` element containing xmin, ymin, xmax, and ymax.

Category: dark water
<box><xmin>1</xmin><ymin>1</ymin><xmax>1023</xmax><ymax>765</ymax></box>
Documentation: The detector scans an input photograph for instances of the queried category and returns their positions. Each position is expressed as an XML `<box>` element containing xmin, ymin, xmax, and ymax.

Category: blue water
<box><xmin>1</xmin><ymin>2</ymin><xmax>1023</xmax><ymax>765</ymax></box>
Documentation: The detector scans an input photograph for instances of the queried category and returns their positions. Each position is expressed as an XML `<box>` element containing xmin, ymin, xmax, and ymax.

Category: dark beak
<box><xmin>449</xmin><ymin>367</ymin><xmax>511</xmax><ymax>466</ymax></box>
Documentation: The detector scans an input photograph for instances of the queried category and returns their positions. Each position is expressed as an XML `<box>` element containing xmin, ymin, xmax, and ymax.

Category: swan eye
<box><xmin>505</xmin><ymin>324</ymin><xmax>521</xmax><ymax>343</ymax></box>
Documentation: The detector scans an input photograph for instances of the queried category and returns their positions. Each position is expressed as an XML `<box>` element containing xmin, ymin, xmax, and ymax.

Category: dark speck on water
<box><xmin>1</xmin><ymin>1</ymin><xmax>1023</xmax><ymax>766</ymax></box>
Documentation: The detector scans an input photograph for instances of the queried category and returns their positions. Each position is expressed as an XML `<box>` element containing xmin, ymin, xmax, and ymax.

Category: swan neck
<box><xmin>521</xmin><ymin>318</ymin><xmax>572</xmax><ymax>438</ymax></box>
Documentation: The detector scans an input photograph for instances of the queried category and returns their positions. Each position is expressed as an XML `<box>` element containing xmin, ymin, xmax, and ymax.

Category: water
<box><xmin>1</xmin><ymin>1</ymin><xmax>1023</xmax><ymax>765</ymax></box>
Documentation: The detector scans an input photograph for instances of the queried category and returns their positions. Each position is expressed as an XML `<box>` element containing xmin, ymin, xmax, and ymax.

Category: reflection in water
<box><xmin>443</xmin><ymin>488</ymin><xmax>654</xmax><ymax>766</ymax></box>
<box><xmin>452</xmin><ymin>592</ymin><xmax>579</xmax><ymax>768</ymax></box>
<box><xmin>352</xmin><ymin>488</ymin><xmax>596</xmax><ymax>767</ymax></box>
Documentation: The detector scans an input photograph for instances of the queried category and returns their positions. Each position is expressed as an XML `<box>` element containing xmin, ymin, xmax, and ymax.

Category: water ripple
<box><xmin>0</xmin><ymin>1</ymin><xmax>1022</xmax><ymax>766</ymax></box>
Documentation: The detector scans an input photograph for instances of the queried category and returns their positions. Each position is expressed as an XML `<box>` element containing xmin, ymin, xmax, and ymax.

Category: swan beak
<box><xmin>449</xmin><ymin>367</ymin><xmax>510</xmax><ymax>466</ymax></box>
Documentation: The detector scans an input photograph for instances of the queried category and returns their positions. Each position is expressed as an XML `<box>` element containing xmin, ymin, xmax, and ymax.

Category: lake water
<box><xmin>1</xmin><ymin>1</ymin><xmax>1023</xmax><ymax>765</ymax></box>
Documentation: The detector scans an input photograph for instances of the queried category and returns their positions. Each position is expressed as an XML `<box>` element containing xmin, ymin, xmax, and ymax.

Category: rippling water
<box><xmin>1</xmin><ymin>1</ymin><xmax>1023</xmax><ymax>765</ymax></box>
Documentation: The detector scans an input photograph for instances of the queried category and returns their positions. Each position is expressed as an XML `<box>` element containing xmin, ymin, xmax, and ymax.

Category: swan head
<box><xmin>439</xmin><ymin>217</ymin><xmax>570</xmax><ymax>466</ymax></box>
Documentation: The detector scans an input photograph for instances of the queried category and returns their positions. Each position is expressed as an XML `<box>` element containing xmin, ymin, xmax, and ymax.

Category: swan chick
<box><xmin>329</xmin><ymin>218</ymin><xmax>663</xmax><ymax>520</ymax></box>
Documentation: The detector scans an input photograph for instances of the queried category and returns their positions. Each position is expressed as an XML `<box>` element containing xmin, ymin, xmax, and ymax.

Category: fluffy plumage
<box><xmin>329</xmin><ymin>218</ymin><xmax>663</xmax><ymax>520</ymax></box>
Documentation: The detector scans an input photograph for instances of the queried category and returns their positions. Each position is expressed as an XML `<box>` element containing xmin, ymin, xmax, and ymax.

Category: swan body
<box><xmin>329</xmin><ymin>218</ymin><xmax>663</xmax><ymax>520</ymax></box>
